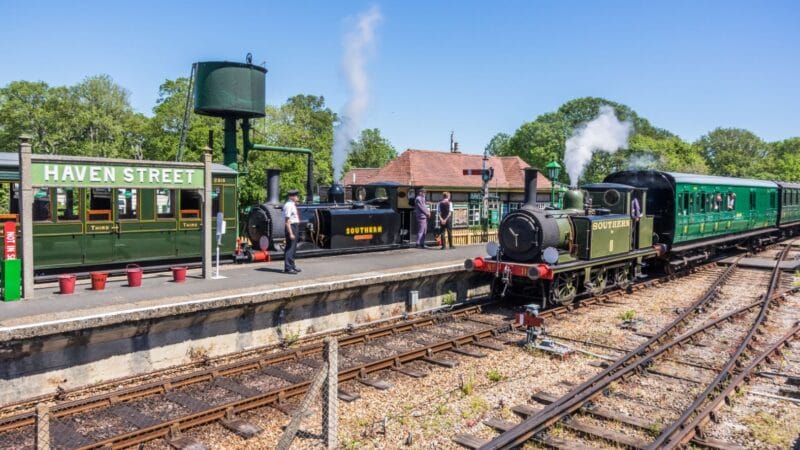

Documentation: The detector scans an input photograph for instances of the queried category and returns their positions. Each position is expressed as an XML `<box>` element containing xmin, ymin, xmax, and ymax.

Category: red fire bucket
<box><xmin>171</xmin><ymin>267</ymin><xmax>187</xmax><ymax>283</ymax></box>
<box><xmin>126</xmin><ymin>264</ymin><xmax>143</xmax><ymax>287</ymax></box>
<box><xmin>58</xmin><ymin>274</ymin><xmax>76</xmax><ymax>295</ymax></box>
<box><xmin>90</xmin><ymin>272</ymin><xmax>108</xmax><ymax>291</ymax></box>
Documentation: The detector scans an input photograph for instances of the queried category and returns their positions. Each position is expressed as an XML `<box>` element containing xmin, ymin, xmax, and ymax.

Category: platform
<box><xmin>718</xmin><ymin>256</ymin><xmax>800</xmax><ymax>271</ymax></box>
<box><xmin>0</xmin><ymin>244</ymin><xmax>491</xmax><ymax>402</ymax></box>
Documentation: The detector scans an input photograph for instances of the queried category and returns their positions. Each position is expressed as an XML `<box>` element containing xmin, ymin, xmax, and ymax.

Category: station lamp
<box><xmin>545</xmin><ymin>161</ymin><xmax>562</xmax><ymax>207</ymax></box>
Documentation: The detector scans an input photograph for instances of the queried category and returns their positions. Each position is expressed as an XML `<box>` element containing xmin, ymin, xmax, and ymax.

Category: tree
<box><xmin>342</xmin><ymin>128</ymin><xmax>396</xmax><ymax>174</ymax></box>
<box><xmin>485</xmin><ymin>132</ymin><xmax>511</xmax><ymax>156</ymax></box>
<box><xmin>767</xmin><ymin>137</ymin><xmax>800</xmax><ymax>181</ymax></box>
<box><xmin>0</xmin><ymin>81</ymin><xmax>78</xmax><ymax>154</ymax></box>
<box><xmin>145</xmin><ymin>77</ymin><xmax>221</xmax><ymax>162</ymax></box>
<box><xmin>240</xmin><ymin>95</ymin><xmax>337</xmax><ymax>207</ymax></box>
<box><xmin>696</xmin><ymin>128</ymin><xmax>769</xmax><ymax>177</ymax></box>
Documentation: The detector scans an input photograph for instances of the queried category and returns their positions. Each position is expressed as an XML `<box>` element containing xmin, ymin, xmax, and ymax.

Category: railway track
<box><xmin>0</xmin><ymin>256</ymin><xmax>704</xmax><ymax>449</ymax></box>
<box><xmin>457</xmin><ymin>242</ymin><xmax>800</xmax><ymax>450</ymax></box>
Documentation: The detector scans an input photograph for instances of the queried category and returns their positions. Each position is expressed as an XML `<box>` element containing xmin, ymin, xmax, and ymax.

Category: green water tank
<box><xmin>193</xmin><ymin>61</ymin><xmax>267</xmax><ymax>118</ymax></box>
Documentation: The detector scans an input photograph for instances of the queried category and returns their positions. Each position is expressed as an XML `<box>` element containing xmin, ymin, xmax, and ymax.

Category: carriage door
<box><xmin>676</xmin><ymin>190</ymin><xmax>689</xmax><ymax>239</ymax></box>
<box><xmin>84</xmin><ymin>187</ymin><xmax>116</xmax><ymax>264</ymax></box>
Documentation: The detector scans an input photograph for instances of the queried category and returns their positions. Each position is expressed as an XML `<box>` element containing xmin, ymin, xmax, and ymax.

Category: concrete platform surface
<box><xmin>0</xmin><ymin>245</ymin><xmax>483</xmax><ymax>338</ymax></box>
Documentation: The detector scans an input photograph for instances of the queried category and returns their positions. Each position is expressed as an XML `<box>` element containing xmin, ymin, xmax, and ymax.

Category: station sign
<box><xmin>4</xmin><ymin>221</ymin><xmax>16</xmax><ymax>260</ymax></box>
<box><xmin>30</xmin><ymin>162</ymin><xmax>204</xmax><ymax>189</ymax></box>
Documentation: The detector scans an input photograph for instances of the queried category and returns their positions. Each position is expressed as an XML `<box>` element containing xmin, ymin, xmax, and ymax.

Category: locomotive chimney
<box><xmin>328</xmin><ymin>184</ymin><xmax>345</xmax><ymax>204</ymax></box>
<box><xmin>265</xmin><ymin>168</ymin><xmax>281</xmax><ymax>205</ymax></box>
<box><xmin>523</xmin><ymin>168</ymin><xmax>539</xmax><ymax>206</ymax></box>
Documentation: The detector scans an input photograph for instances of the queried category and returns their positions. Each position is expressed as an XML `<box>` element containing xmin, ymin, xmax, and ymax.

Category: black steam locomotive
<box><xmin>238</xmin><ymin>169</ymin><xmax>423</xmax><ymax>261</ymax></box>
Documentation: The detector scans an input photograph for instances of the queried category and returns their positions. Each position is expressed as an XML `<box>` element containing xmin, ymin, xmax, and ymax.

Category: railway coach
<box><xmin>0</xmin><ymin>152</ymin><xmax>238</xmax><ymax>272</ymax></box>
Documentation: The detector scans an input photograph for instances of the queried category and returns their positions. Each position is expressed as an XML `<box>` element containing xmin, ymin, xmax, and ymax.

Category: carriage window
<box><xmin>770</xmin><ymin>192</ymin><xmax>776</xmax><ymax>209</ymax></box>
<box><xmin>749</xmin><ymin>191</ymin><xmax>756</xmax><ymax>210</ymax></box>
<box><xmin>699</xmin><ymin>193</ymin><xmax>707</xmax><ymax>212</ymax></box>
<box><xmin>156</xmin><ymin>189</ymin><xmax>175</xmax><ymax>219</ymax></box>
<box><xmin>33</xmin><ymin>188</ymin><xmax>51</xmax><ymax>222</ymax></box>
<box><xmin>211</xmin><ymin>186</ymin><xmax>221</xmax><ymax>217</ymax></box>
<box><xmin>712</xmin><ymin>192</ymin><xmax>722</xmax><ymax>211</ymax></box>
<box><xmin>88</xmin><ymin>188</ymin><xmax>112</xmax><ymax>221</ymax></box>
<box><xmin>688</xmin><ymin>193</ymin><xmax>694</xmax><ymax>213</ymax></box>
<box><xmin>117</xmin><ymin>189</ymin><xmax>138</xmax><ymax>219</ymax></box>
<box><xmin>180</xmin><ymin>190</ymin><xmax>202</xmax><ymax>219</ymax></box>
<box><xmin>680</xmin><ymin>193</ymin><xmax>688</xmax><ymax>215</ymax></box>
<box><xmin>727</xmin><ymin>192</ymin><xmax>736</xmax><ymax>210</ymax></box>
<box><xmin>57</xmin><ymin>188</ymin><xmax>79</xmax><ymax>221</ymax></box>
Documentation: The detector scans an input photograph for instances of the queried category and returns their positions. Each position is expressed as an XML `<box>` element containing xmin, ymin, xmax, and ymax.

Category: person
<box><xmin>437</xmin><ymin>192</ymin><xmax>454</xmax><ymax>249</ymax></box>
<box><xmin>630</xmin><ymin>193</ymin><xmax>642</xmax><ymax>248</ymax></box>
<box><xmin>727</xmin><ymin>192</ymin><xmax>736</xmax><ymax>210</ymax></box>
<box><xmin>283</xmin><ymin>189</ymin><xmax>301</xmax><ymax>274</ymax></box>
<box><xmin>414</xmin><ymin>187</ymin><xmax>431</xmax><ymax>248</ymax></box>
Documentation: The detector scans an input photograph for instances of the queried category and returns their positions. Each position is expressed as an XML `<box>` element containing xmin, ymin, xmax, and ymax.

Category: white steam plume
<box><xmin>333</xmin><ymin>6</ymin><xmax>383</xmax><ymax>182</ymax></box>
<box><xmin>627</xmin><ymin>152</ymin><xmax>661</xmax><ymax>170</ymax></box>
<box><xmin>564</xmin><ymin>105</ymin><xmax>633</xmax><ymax>187</ymax></box>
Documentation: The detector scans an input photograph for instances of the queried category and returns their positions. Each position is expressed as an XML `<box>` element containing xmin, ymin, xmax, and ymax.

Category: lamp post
<box><xmin>545</xmin><ymin>161</ymin><xmax>561</xmax><ymax>208</ymax></box>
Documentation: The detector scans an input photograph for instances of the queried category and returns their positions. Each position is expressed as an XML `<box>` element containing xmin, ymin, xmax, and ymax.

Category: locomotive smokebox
<box><xmin>328</xmin><ymin>184</ymin><xmax>345</xmax><ymax>204</ymax></box>
<box><xmin>266</xmin><ymin>169</ymin><xmax>281</xmax><ymax>205</ymax></box>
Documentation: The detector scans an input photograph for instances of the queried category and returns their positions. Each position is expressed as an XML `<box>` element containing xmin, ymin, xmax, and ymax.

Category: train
<box><xmin>465</xmin><ymin>167</ymin><xmax>800</xmax><ymax>306</ymax></box>
<box><xmin>238</xmin><ymin>169</ymin><xmax>424</xmax><ymax>261</ymax></box>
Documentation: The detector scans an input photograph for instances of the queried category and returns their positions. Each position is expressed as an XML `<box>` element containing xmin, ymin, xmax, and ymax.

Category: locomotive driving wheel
<box><xmin>551</xmin><ymin>273</ymin><xmax>577</xmax><ymax>305</ymax></box>
<box><xmin>589</xmin><ymin>268</ymin><xmax>607</xmax><ymax>296</ymax></box>
<box><xmin>614</xmin><ymin>265</ymin><xmax>631</xmax><ymax>289</ymax></box>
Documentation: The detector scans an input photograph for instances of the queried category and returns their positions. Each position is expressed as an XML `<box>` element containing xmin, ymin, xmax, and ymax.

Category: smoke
<box><xmin>626</xmin><ymin>152</ymin><xmax>661</xmax><ymax>170</ymax></box>
<box><xmin>564</xmin><ymin>105</ymin><xmax>633</xmax><ymax>187</ymax></box>
<box><xmin>332</xmin><ymin>6</ymin><xmax>383</xmax><ymax>181</ymax></box>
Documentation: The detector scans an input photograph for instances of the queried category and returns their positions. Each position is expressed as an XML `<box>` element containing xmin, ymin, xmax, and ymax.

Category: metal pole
<box><xmin>202</xmin><ymin>147</ymin><xmax>213</xmax><ymax>279</ymax></box>
<box><xmin>19</xmin><ymin>136</ymin><xmax>33</xmax><ymax>299</ymax></box>
<box><xmin>323</xmin><ymin>337</ymin><xmax>338</xmax><ymax>449</ymax></box>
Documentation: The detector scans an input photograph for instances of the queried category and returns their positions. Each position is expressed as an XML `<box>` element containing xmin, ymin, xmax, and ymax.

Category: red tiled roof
<box><xmin>344</xmin><ymin>149</ymin><xmax>552</xmax><ymax>191</ymax></box>
<box><xmin>341</xmin><ymin>168</ymin><xmax>380</xmax><ymax>186</ymax></box>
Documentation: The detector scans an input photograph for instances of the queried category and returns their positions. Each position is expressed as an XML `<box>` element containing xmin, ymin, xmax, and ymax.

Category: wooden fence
<box><xmin>437</xmin><ymin>228</ymin><xmax>497</xmax><ymax>246</ymax></box>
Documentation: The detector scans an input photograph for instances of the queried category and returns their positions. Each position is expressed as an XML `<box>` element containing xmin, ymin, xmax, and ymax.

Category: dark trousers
<box><xmin>284</xmin><ymin>223</ymin><xmax>299</xmax><ymax>271</ymax></box>
<box><xmin>440</xmin><ymin>220</ymin><xmax>453</xmax><ymax>248</ymax></box>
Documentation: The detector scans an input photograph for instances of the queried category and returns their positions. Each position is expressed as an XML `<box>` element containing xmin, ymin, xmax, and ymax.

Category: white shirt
<box><xmin>283</xmin><ymin>200</ymin><xmax>299</xmax><ymax>224</ymax></box>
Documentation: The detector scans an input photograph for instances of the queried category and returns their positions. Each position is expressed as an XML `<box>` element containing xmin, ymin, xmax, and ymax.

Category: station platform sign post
<box><xmin>2</xmin><ymin>221</ymin><xmax>21</xmax><ymax>301</ymax></box>
<box><xmin>213</xmin><ymin>212</ymin><xmax>227</xmax><ymax>280</ymax></box>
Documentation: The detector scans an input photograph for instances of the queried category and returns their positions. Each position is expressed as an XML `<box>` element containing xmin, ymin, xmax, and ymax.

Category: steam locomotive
<box><xmin>465</xmin><ymin>167</ymin><xmax>800</xmax><ymax>306</ymax></box>
<box><xmin>238</xmin><ymin>169</ymin><xmax>424</xmax><ymax>261</ymax></box>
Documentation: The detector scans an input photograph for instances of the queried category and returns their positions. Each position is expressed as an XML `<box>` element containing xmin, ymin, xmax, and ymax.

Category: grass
<box><xmin>619</xmin><ymin>309</ymin><xmax>637</xmax><ymax>321</ymax></box>
<box><xmin>486</xmin><ymin>368</ymin><xmax>504</xmax><ymax>382</ymax></box>
<box><xmin>742</xmin><ymin>410</ymin><xmax>797</xmax><ymax>447</ymax></box>
<box><xmin>460</xmin><ymin>374</ymin><xmax>475</xmax><ymax>396</ymax></box>
<box><xmin>461</xmin><ymin>395</ymin><xmax>490</xmax><ymax>419</ymax></box>
<box><xmin>442</xmin><ymin>290</ymin><xmax>457</xmax><ymax>305</ymax></box>
<box><xmin>279</xmin><ymin>326</ymin><xmax>301</xmax><ymax>347</ymax></box>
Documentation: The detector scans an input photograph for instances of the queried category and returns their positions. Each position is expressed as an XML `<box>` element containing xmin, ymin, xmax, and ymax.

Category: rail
<box><xmin>478</xmin><ymin>243</ymin><xmax>796</xmax><ymax>449</ymax></box>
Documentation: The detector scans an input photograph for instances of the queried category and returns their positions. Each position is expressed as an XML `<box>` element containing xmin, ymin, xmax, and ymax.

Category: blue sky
<box><xmin>1</xmin><ymin>1</ymin><xmax>798</xmax><ymax>155</ymax></box>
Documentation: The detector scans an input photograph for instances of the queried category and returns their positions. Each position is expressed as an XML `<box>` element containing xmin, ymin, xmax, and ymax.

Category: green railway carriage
<box><xmin>0</xmin><ymin>153</ymin><xmax>238</xmax><ymax>271</ymax></box>
<box><xmin>604</xmin><ymin>171</ymin><xmax>779</xmax><ymax>247</ymax></box>
<box><xmin>777</xmin><ymin>182</ymin><xmax>800</xmax><ymax>227</ymax></box>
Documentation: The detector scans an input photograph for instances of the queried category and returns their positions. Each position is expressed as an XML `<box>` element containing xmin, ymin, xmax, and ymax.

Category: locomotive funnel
<box><xmin>265</xmin><ymin>169</ymin><xmax>281</xmax><ymax>205</ymax></box>
<box><xmin>524</xmin><ymin>168</ymin><xmax>539</xmax><ymax>206</ymax></box>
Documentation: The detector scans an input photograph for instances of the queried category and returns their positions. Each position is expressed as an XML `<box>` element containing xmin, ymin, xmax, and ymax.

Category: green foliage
<box><xmin>620</xmin><ymin>309</ymin><xmax>636</xmax><ymax>321</ymax></box>
<box><xmin>696</xmin><ymin>127</ymin><xmax>769</xmax><ymax>177</ymax></box>
<box><xmin>342</xmin><ymin>128</ymin><xmax>397</xmax><ymax>175</ymax></box>
<box><xmin>460</xmin><ymin>374</ymin><xmax>474</xmax><ymax>396</ymax></box>
<box><xmin>485</xmin><ymin>132</ymin><xmax>511</xmax><ymax>156</ymax></box>
<box><xmin>241</xmin><ymin>95</ymin><xmax>337</xmax><ymax>207</ymax></box>
<box><xmin>486</xmin><ymin>368</ymin><xmax>504</xmax><ymax>382</ymax></box>
<box><xmin>441</xmin><ymin>290</ymin><xmax>457</xmax><ymax>305</ymax></box>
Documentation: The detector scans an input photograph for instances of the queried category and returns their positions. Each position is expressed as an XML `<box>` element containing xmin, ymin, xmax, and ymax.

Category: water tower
<box><xmin>193</xmin><ymin>56</ymin><xmax>267</xmax><ymax>170</ymax></box>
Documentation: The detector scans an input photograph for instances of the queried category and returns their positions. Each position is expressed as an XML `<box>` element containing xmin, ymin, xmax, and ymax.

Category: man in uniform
<box><xmin>437</xmin><ymin>192</ymin><xmax>454</xmax><ymax>249</ymax></box>
<box><xmin>283</xmin><ymin>189</ymin><xmax>301</xmax><ymax>274</ymax></box>
<box><xmin>414</xmin><ymin>187</ymin><xmax>431</xmax><ymax>248</ymax></box>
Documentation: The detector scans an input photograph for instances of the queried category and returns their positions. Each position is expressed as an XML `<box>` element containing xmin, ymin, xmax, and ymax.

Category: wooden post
<box><xmin>35</xmin><ymin>402</ymin><xmax>50</xmax><ymax>450</ymax></box>
<box><xmin>275</xmin><ymin>361</ymin><xmax>329</xmax><ymax>450</ymax></box>
<box><xmin>323</xmin><ymin>338</ymin><xmax>338</xmax><ymax>449</ymax></box>
<box><xmin>202</xmin><ymin>147</ymin><xmax>212</xmax><ymax>279</ymax></box>
<box><xmin>19</xmin><ymin>136</ymin><xmax>33</xmax><ymax>299</ymax></box>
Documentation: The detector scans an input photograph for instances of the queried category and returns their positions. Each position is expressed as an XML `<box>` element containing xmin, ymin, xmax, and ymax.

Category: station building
<box><xmin>342</xmin><ymin>149</ymin><xmax>556</xmax><ymax>228</ymax></box>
